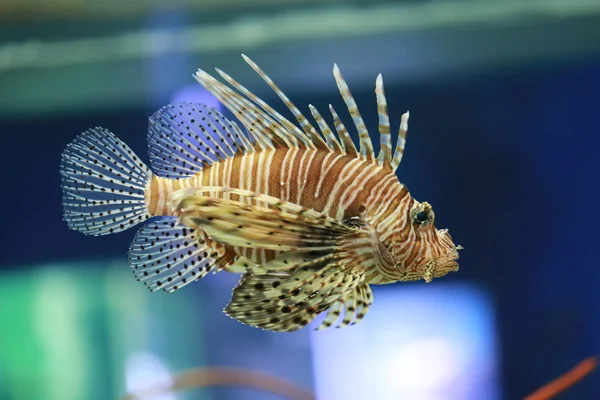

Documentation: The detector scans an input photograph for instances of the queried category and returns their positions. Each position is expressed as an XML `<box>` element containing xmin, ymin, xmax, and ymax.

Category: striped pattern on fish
<box><xmin>60</xmin><ymin>55</ymin><xmax>462</xmax><ymax>332</ymax></box>
<box><xmin>146</xmin><ymin>149</ymin><xmax>393</xmax><ymax>264</ymax></box>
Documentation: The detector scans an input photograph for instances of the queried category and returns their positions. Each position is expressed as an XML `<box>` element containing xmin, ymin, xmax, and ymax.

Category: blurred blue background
<box><xmin>1</xmin><ymin>0</ymin><xmax>599</xmax><ymax>399</ymax></box>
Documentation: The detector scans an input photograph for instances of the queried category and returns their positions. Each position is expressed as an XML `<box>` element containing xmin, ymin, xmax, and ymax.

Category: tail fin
<box><xmin>60</xmin><ymin>127</ymin><xmax>152</xmax><ymax>236</ymax></box>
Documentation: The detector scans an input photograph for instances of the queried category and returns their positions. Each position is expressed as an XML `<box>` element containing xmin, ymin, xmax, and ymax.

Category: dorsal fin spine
<box><xmin>216</xmin><ymin>66</ymin><xmax>312</xmax><ymax>149</ymax></box>
<box><xmin>192</xmin><ymin>56</ymin><xmax>409</xmax><ymax>171</ymax></box>
<box><xmin>375</xmin><ymin>74</ymin><xmax>392</xmax><ymax>170</ymax></box>
<box><xmin>391</xmin><ymin>111</ymin><xmax>410</xmax><ymax>171</ymax></box>
<box><xmin>231</xmin><ymin>122</ymin><xmax>255</xmax><ymax>154</ymax></box>
<box><xmin>308</xmin><ymin>104</ymin><xmax>344</xmax><ymax>154</ymax></box>
<box><xmin>194</xmin><ymin>71</ymin><xmax>272</xmax><ymax>151</ymax></box>
<box><xmin>329</xmin><ymin>104</ymin><xmax>358</xmax><ymax>157</ymax></box>
<box><xmin>332</xmin><ymin>64</ymin><xmax>375</xmax><ymax>162</ymax></box>
<box><xmin>241</xmin><ymin>54</ymin><xmax>324</xmax><ymax>150</ymax></box>
<box><xmin>200</xmin><ymin>71</ymin><xmax>278</xmax><ymax>149</ymax></box>
<box><xmin>215</xmin><ymin>68</ymin><xmax>302</xmax><ymax>149</ymax></box>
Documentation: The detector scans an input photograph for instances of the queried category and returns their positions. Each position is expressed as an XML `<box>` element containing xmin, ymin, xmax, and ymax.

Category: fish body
<box><xmin>147</xmin><ymin>148</ymin><xmax>391</xmax><ymax>269</ymax></box>
<box><xmin>60</xmin><ymin>55</ymin><xmax>461</xmax><ymax>332</ymax></box>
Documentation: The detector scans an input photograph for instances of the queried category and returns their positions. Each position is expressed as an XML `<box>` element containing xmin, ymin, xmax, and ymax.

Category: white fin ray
<box><xmin>192</xmin><ymin>55</ymin><xmax>410</xmax><ymax>172</ymax></box>
<box><xmin>316</xmin><ymin>282</ymin><xmax>372</xmax><ymax>330</ymax></box>
<box><xmin>200</xmin><ymin>69</ymin><xmax>286</xmax><ymax>150</ymax></box>
<box><xmin>230</xmin><ymin>122</ymin><xmax>256</xmax><ymax>154</ymax></box>
<box><xmin>129</xmin><ymin>217</ymin><xmax>235</xmax><ymax>293</ymax></box>
<box><xmin>214</xmin><ymin>67</ymin><xmax>305</xmax><ymax>149</ymax></box>
<box><xmin>172</xmin><ymin>186</ymin><xmax>356</xmax><ymax>252</ymax></box>
<box><xmin>375</xmin><ymin>74</ymin><xmax>392</xmax><ymax>170</ymax></box>
<box><xmin>308</xmin><ymin>104</ymin><xmax>343</xmax><ymax>153</ymax></box>
<box><xmin>170</xmin><ymin>185</ymin><xmax>379</xmax><ymax>332</ymax></box>
<box><xmin>194</xmin><ymin>70</ymin><xmax>273</xmax><ymax>151</ymax></box>
<box><xmin>353</xmin><ymin>283</ymin><xmax>373</xmax><ymax>325</ymax></box>
<box><xmin>391</xmin><ymin>111</ymin><xmax>410</xmax><ymax>171</ymax></box>
<box><xmin>337</xmin><ymin>287</ymin><xmax>359</xmax><ymax>328</ymax></box>
<box><xmin>315</xmin><ymin>300</ymin><xmax>343</xmax><ymax>330</ymax></box>
<box><xmin>148</xmin><ymin>102</ymin><xmax>246</xmax><ymax>179</ymax></box>
<box><xmin>329</xmin><ymin>104</ymin><xmax>358</xmax><ymax>157</ymax></box>
<box><xmin>241</xmin><ymin>54</ymin><xmax>329</xmax><ymax>150</ymax></box>
<box><xmin>225</xmin><ymin>250</ymin><xmax>367</xmax><ymax>332</ymax></box>
<box><xmin>333</xmin><ymin>64</ymin><xmax>375</xmax><ymax>162</ymax></box>
<box><xmin>60</xmin><ymin>127</ymin><xmax>152</xmax><ymax>236</ymax></box>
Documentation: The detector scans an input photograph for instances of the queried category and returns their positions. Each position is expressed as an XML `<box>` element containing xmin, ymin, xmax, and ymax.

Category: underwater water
<box><xmin>1</xmin><ymin>1</ymin><xmax>600</xmax><ymax>399</ymax></box>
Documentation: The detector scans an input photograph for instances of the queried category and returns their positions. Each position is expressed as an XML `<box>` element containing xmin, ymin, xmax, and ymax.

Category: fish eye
<box><xmin>416</xmin><ymin>211</ymin><xmax>429</xmax><ymax>222</ymax></box>
<box><xmin>412</xmin><ymin>201</ymin><xmax>435</xmax><ymax>228</ymax></box>
<box><xmin>413</xmin><ymin>204</ymin><xmax>433</xmax><ymax>227</ymax></box>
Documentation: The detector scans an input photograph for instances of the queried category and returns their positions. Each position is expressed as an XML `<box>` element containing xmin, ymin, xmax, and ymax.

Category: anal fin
<box><xmin>128</xmin><ymin>217</ymin><xmax>236</xmax><ymax>293</ymax></box>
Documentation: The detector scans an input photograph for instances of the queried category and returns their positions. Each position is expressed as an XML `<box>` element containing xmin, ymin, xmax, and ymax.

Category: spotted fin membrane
<box><xmin>316</xmin><ymin>283</ymin><xmax>373</xmax><ymax>330</ymax></box>
<box><xmin>128</xmin><ymin>217</ymin><xmax>236</xmax><ymax>293</ymax></box>
<box><xmin>59</xmin><ymin>54</ymin><xmax>415</xmax><ymax>331</ymax></box>
<box><xmin>224</xmin><ymin>250</ymin><xmax>367</xmax><ymax>332</ymax></box>
<box><xmin>60</xmin><ymin>127</ymin><xmax>153</xmax><ymax>236</ymax></box>
<box><xmin>172</xmin><ymin>186</ymin><xmax>357</xmax><ymax>252</ymax></box>
<box><xmin>60</xmin><ymin>103</ymin><xmax>246</xmax><ymax>294</ymax></box>
<box><xmin>147</xmin><ymin>102</ymin><xmax>252</xmax><ymax>179</ymax></box>
<box><xmin>172</xmin><ymin>187</ymin><xmax>378</xmax><ymax>331</ymax></box>
<box><xmin>194</xmin><ymin>54</ymin><xmax>412</xmax><ymax>173</ymax></box>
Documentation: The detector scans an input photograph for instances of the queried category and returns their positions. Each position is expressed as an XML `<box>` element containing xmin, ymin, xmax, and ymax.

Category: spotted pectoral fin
<box><xmin>172</xmin><ymin>187</ymin><xmax>358</xmax><ymax>251</ymax></box>
<box><xmin>316</xmin><ymin>283</ymin><xmax>373</xmax><ymax>330</ymax></box>
<box><xmin>128</xmin><ymin>216</ymin><xmax>236</xmax><ymax>292</ymax></box>
<box><xmin>224</xmin><ymin>246</ymin><xmax>371</xmax><ymax>332</ymax></box>
<box><xmin>224</xmin><ymin>255</ymin><xmax>261</xmax><ymax>274</ymax></box>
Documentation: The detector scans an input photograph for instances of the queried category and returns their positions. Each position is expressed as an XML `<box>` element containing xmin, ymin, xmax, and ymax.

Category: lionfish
<box><xmin>60</xmin><ymin>55</ymin><xmax>462</xmax><ymax>332</ymax></box>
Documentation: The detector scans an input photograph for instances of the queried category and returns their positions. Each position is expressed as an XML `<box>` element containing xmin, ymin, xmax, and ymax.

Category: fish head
<box><xmin>388</xmin><ymin>200</ymin><xmax>462</xmax><ymax>283</ymax></box>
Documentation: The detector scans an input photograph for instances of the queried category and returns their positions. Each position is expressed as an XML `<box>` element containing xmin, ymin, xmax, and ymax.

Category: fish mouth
<box><xmin>441</xmin><ymin>244</ymin><xmax>462</xmax><ymax>265</ymax></box>
<box><xmin>422</xmin><ymin>251</ymin><xmax>461</xmax><ymax>283</ymax></box>
<box><xmin>442</xmin><ymin>246</ymin><xmax>462</xmax><ymax>273</ymax></box>
<box><xmin>442</xmin><ymin>261</ymin><xmax>460</xmax><ymax>273</ymax></box>
<box><xmin>446</xmin><ymin>243</ymin><xmax>463</xmax><ymax>266</ymax></box>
